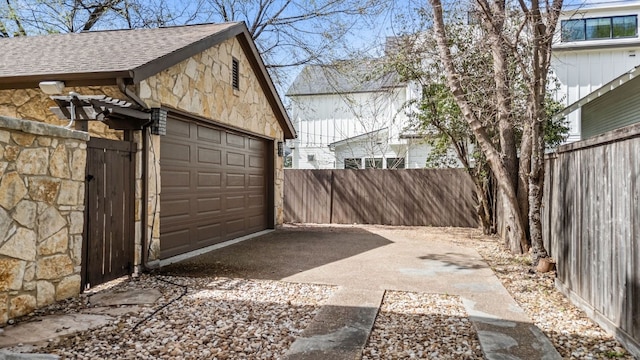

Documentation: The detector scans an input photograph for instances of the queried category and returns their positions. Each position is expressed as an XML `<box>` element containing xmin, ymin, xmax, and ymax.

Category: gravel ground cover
<box><xmin>5</xmin><ymin>226</ymin><xmax>637</xmax><ymax>359</ymax></box>
<box><xmin>22</xmin><ymin>275</ymin><xmax>334</xmax><ymax>359</ymax></box>
<box><xmin>470</xmin><ymin>234</ymin><xmax>635</xmax><ymax>360</ymax></box>
<box><xmin>362</xmin><ymin>291</ymin><xmax>484</xmax><ymax>360</ymax></box>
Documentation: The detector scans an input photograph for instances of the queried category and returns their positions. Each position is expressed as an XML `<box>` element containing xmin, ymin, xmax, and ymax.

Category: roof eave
<box><xmin>0</xmin><ymin>71</ymin><xmax>133</xmax><ymax>90</ymax></box>
<box><xmin>130</xmin><ymin>23</ymin><xmax>245</xmax><ymax>83</ymax></box>
<box><xmin>555</xmin><ymin>64</ymin><xmax>640</xmax><ymax>119</ymax></box>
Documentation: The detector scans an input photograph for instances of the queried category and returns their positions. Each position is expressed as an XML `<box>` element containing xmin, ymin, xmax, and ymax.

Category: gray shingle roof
<box><xmin>0</xmin><ymin>22</ymin><xmax>297</xmax><ymax>139</ymax></box>
<box><xmin>286</xmin><ymin>59</ymin><xmax>404</xmax><ymax>96</ymax></box>
<box><xmin>0</xmin><ymin>22</ymin><xmax>239</xmax><ymax>83</ymax></box>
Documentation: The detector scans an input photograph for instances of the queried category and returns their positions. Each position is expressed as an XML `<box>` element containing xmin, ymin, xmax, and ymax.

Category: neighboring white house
<box><xmin>551</xmin><ymin>0</ymin><xmax>640</xmax><ymax>142</ymax></box>
<box><xmin>285</xmin><ymin>59</ymin><xmax>431</xmax><ymax>169</ymax></box>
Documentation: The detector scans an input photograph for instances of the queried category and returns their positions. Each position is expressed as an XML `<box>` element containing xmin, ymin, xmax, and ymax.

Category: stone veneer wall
<box><xmin>139</xmin><ymin>36</ymin><xmax>286</xmax><ymax>261</ymax></box>
<box><xmin>0</xmin><ymin>86</ymin><xmax>125</xmax><ymax>140</ymax></box>
<box><xmin>0</xmin><ymin>116</ymin><xmax>89</xmax><ymax>324</ymax></box>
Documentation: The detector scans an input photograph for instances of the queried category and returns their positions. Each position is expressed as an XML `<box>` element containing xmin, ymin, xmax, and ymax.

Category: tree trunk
<box><xmin>528</xmin><ymin>131</ymin><xmax>548</xmax><ymax>265</ymax></box>
<box><xmin>429</xmin><ymin>0</ymin><xmax>527</xmax><ymax>252</ymax></box>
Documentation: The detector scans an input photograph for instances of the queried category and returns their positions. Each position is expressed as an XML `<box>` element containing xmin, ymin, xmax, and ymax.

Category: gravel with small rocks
<box><xmin>21</xmin><ymin>275</ymin><xmax>334</xmax><ymax>360</ymax></box>
<box><xmin>362</xmin><ymin>291</ymin><xmax>484</xmax><ymax>360</ymax></box>
<box><xmin>471</xmin><ymin>235</ymin><xmax>636</xmax><ymax>360</ymax></box>
<box><xmin>6</xmin><ymin>226</ymin><xmax>637</xmax><ymax>359</ymax></box>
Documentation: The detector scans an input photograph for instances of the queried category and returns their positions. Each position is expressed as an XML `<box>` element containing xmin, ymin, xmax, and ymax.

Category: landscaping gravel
<box><xmin>23</xmin><ymin>275</ymin><xmax>334</xmax><ymax>359</ymax></box>
<box><xmin>5</xmin><ymin>226</ymin><xmax>637</xmax><ymax>359</ymax></box>
<box><xmin>470</xmin><ymin>234</ymin><xmax>635</xmax><ymax>360</ymax></box>
<box><xmin>362</xmin><ymin>291</ymin><xmax>483</xmax><ymax>360</ymax></box>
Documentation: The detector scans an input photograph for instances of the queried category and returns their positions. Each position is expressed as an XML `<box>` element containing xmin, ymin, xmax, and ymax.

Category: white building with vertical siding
<box><xmin>285</xmin><ymin>59</ymin><xmax>431</xmax><ymax>169</ymax></box>
<box><xmin>552</xmin><ymin>1</ymin><xmax>640</xmax><ymax>141</ymax></box>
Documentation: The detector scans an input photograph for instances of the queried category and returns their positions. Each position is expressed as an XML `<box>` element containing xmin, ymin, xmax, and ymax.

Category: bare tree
<box><xmin>0</xmin><ymin>0</ymin><xmax>386</xmax><ymax>88</ymax></box>
<box><xmin>427</xmin><ymin>0</ymin><xmax>563</xmax><ymax>262</ymax></box>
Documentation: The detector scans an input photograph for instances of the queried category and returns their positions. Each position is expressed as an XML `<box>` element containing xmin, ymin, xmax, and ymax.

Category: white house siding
<box><xmin>552</xmin><ymin>47</ymin><xmax>640</xmax><ymax>141</ymax></box>
<box><xmin>551</xmin><ymin>2</ymin><xmax>640</xmax><ymax>142</ymax></box>
<box><xmin>288</xmin><ymin>86</ymin><xmax>412</xmax><ymax>169</ymax></box>
<box><xmin>333</xmin><ymin>139</ymin><xmax>431</xmax><ymax>169</ymax></box>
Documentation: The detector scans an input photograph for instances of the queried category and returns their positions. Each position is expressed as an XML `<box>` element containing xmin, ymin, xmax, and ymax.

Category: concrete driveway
<box><xmin>163</xmin><ymin>224</ymin><xmax>560</xmax><ymax>360</ymax></box>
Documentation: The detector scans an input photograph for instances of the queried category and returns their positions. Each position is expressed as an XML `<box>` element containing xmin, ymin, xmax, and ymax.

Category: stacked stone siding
<box><xmin>0</xmin><ymin>86</ymin><xmax>125</xmax><ymax>140</ymax></box>
<box><xmin>0</xmin><ymin>116</ymin><xmax>88</xmax><ymax>324</ymax></box>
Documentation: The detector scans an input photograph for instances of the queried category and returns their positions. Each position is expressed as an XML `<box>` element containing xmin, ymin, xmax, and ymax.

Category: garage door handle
<box><xmin>86</xmin><ymin>174</ymin><xmax>94</xmax><ymax>182</ymax></box>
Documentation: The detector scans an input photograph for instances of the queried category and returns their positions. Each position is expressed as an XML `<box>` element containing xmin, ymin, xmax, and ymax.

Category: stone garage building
<box><xmin>0</xmin><ymin>22</ymin><xmax>295</xmax><ymax>321</ymax></box>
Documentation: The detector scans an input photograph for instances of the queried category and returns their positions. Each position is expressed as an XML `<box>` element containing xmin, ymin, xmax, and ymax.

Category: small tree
<box><xmin>426</xmin><ymin>0</ymin><xmax>564</xmax><ymax>263</ymax></box>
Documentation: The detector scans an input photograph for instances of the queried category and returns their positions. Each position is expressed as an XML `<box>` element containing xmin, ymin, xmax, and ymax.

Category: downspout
<box><xmin>116</xmin><ymin>77</ymin><xmax>154</xmax><ymax>272</ymax></box>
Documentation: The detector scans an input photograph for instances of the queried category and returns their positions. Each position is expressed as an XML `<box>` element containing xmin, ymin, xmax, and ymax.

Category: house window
<box><xmin>365</xmin><ymin>158</ymin><xmax>383</xmax><ymax>169</ymax></box>
<box><xmin>561</xmin><ymin>15</ymin><xmax>637</xmax><ymax>42</ymax></box>
<box><xmin>386</xmin><ymin>157</ymin><xmax>405</xmax><ymax>169</ymax></box>
<box><xmin>344</xmin><ymin>158</ymin><xmax>361</xmax><ymax>169</ymax></box>
<box><xmin>232</xmin><ymin>57</ymin><xmax>240</xmax><ymax>90</ymax></box>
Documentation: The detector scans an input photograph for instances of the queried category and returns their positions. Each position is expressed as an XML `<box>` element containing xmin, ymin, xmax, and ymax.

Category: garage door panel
<box><xmin>226</xmin><ymin>133</ymin><xmax>245</xmax><ymax>148</ymax></box>
<box><xmin>162</xmin><ymin>142</ymin><xmax>191</xmax><ymax>162</ymax></box>
<box><xmin>226</xmin><ymin>152</ymin><xmax>245</xmax><ymax>167</ymax></box>
<box><xmin>249</xmin><ymin>214</ymin><xmax>265</xmax><ymax>228</ymax></box>
<box><xmin>226</xmin><ymin>218</ymin><xmax>247</xmax><ymax>237</ymax></box>
<box><xmin>161</xmin><ymin>198</ymin><xmax>191</xmax><ymax>218</ymax></box>
<box><xmin>226</xmin><ymin>195</ymin><xmax>246</xmax><ymax>211</ymax></box>
<box><xmin>197</xmin><ymin>172</ymin><xmax>222</xmax><ymax>187</ymax></box>
<box><xmin>161</xmin><ymin>228</ymin><xmax>192</xmax><ymax>258</ymax></box>
<box><xmin>162</xmin><ymin>169</ymin><xmax>191</xmax><ymax>189</ymax></box>
<box><xmin>249</xmin><ymin>174</ymin><xmax>263</xmax><ymax>187</ymax></box>
<box><xmin>160</xmin><ymin>116</ymin><xmax>270</xmax><ymax>259</ymax></box>
<box><xmin>197</xmin><ymin>223</ymin><xmax>222</xmax><ymax>244</ymax></box>
<box><xmin>227</xmin><ymin>173</ymin><xmax>245</xmax><ymax>187</ymax></box>
<box><xmin>167</xmin><ymin>118</ymin><xmax>191</xmax><ymax>137</ymax></box>
<box><xmin>197</xmin><ymin>126</ymin><xmax>221</xmax><ymax>143</ymax></box>
<box><xmin>249</xmin><ymin>138</ymin><xmax>264</xmax><ymax>151</ymax></box>
<box><xmin>197</xmin><ymin>147</ymin><xmax>222</xmax><ymax>164</ymax></box>
<box><xmin>248</xmin><ymin>194</ymin><xmax>264</xmax><ymax>207</ymax></box>
<box><xmin>249</xmin><ymin>156</ymin><xmax>264</xmax><ymax>168</ymax></box>
<box><xmin>197</xmin><ymin>196</ymin><xmax>222</xmax><ymax>213</ymax></box>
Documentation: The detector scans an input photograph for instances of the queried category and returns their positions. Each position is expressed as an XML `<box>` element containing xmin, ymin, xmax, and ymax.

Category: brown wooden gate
<box><xmin>83</xmin><ymin>137</ymin><xmax>135</xmax><ymax>289</ymax></box>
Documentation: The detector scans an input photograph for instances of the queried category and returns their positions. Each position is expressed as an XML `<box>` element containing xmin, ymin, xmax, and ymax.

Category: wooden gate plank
<box><xmin>83</xmin><ymin>138</ymin><xmax>134</xmax><ymax>289</ymax></box>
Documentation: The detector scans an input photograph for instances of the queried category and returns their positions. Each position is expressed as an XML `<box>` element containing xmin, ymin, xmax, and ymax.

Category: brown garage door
<box><xmin>160</xmin><ymin>115</ymin><xmax>271</xmax><ymax>259</ymax></box>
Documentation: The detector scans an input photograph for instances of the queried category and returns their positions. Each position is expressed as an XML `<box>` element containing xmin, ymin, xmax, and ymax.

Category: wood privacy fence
<box><xmin>542</xmin><ymin>123</ymin><xmax>640</xmax><ymax>356</ymax></box>
<box><xmin>284</xmin><ymin>169</ymin><xmax>478</xmax><ymax>227</ymax></box>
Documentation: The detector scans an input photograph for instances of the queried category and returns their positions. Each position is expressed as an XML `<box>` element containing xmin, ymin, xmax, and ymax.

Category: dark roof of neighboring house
<box><xmin>0</xmin><ymin>22</ymin><xmax>295</xmax><ymax>138</ymax></box>
<box><xmin>286</xmin><ymin>60</ymin><xmax>404</xmax><ymax>96</ymax></box>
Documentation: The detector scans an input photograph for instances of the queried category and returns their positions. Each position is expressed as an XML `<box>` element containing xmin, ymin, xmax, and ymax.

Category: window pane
<box><xmin>562</xmin><ymin>19</ymin><xmax>585</xmax><ymax>41</ymax></box>
<box><xmin>365</xmin><ymin>158</ymin><xmax>383</xmax><ymax>169</ymax></box>
<box><xmin>586</xmin><ymin>18</ymin><xmax>611</xmax><ymax>40</ymax></box>
<box><xmin>344</xmin><ymin>158</ymin><xmax>360</xmax><ymax>169</ymax></box>
<box><xmin>386</xmin><ymin>158</ymin><xmax>405</xmax><ymax>169</ymax></box>
<box><xmin>612</xmin><ymin>16</ymin><xmax>637</xmax><ymax>38</ymax></box>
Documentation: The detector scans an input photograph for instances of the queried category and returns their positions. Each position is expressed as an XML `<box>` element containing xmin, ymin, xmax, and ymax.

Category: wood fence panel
<box><xmin>284</xmin><ymin>168</ymin><xmax>478</xmax><ymax>228</ymax></box>
<box><xmin>283</xmin><ymin>170</ymin><xmax>331</xmax><ymax>223</ymax></box>
<box><xmin>543</xmin><ymin>123</ymin><xmax>640</xmax><ymax>356</ymax></box>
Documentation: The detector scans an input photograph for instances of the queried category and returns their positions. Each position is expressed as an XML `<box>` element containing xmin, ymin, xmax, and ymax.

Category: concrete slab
<box><xmin>166</xmin><ymin>225</ymin><xmax>562</xmax><ymax>359</ymax></box>
<box><xmin>89</xmin><ymin>289</ymin><xmax>161</xmax><ymax>307</ymax></box>
<box><xmin>0</xmin><ymin>314</ymin><xmax>113</xmax><ymax>348</ymax></box>
<box><xmin>80</xmin><ymin>305</ymin><xmax>144</xmax><ymax>317</ymax></box>
<box><xmin>0</xmin><ymin>351</ymin><xmax>59</xmax><ymax>360</ymax></box>
<box><xmin>283</xmin><ymin>288</ymin><xmax>383</xmax><ymax>360</ymax></box>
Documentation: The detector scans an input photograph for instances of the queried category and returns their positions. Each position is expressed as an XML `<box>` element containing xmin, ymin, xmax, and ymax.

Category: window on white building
<box><xmin>561</xmin><ymin>15</ymin><xmax>638</xmax><ymax>42</ymax></box>
<box><xmin>365</xmin><ymin>158</ymin><xmax>383</xmax><ymax>169</ymax></box>
<box><xmin>344</xmin><ymin>158</ymin><xmax>361</xmax><ymax>169</ymax></box>
<box><xmin>386</xmin><ymin>157</ymin><xmax>405</xmax><ymax>169</ymax></box>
